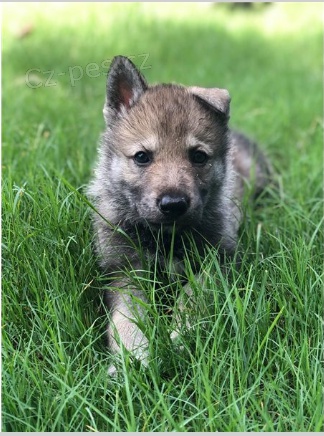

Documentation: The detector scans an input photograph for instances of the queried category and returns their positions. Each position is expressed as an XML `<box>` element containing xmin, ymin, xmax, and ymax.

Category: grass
<box><xmin>2</xmin><ymin>2</ymin><xmax>323</xmax><ymax>432</ymax></box>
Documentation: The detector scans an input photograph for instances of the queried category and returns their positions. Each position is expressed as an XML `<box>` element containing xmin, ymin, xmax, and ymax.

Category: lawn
<box><xmin>2</xmin><ymin>2</ymin><xmax>323</xmax><ymax>432</ymax></box>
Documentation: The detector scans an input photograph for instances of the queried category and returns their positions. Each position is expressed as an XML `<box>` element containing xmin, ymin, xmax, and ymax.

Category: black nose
<box><xmin>158</xmin><ymin>194</ymin><xmax>190</xmax><ymax>217</ymax></box>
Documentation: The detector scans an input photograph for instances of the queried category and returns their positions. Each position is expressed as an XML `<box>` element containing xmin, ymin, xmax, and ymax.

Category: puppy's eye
<box><xmin>134</xmin><ymin>151</ymin><xmax>151</xmax><ymax>165</ymax></box>
<box><xmin>190</xmin><ymin>150</ymin><xmax>208</xmax><ymax>165</ymax></box>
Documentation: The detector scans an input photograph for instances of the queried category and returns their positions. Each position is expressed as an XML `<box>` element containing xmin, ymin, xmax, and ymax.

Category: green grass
<box><xmin>2</xmin><ymin>2</ymin><xmax>323</xmax><ymax>432</ymax></box>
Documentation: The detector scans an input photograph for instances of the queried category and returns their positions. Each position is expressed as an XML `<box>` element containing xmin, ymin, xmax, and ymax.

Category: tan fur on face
<box><xmin>115</xmin><ymin>85</ymin><xmax>226</xmax><ymax>151</ymax></box>
<box><xmin>103</xmin><ymin>85</ymin><xmax>229</xmax><ymax>226</ymax></box>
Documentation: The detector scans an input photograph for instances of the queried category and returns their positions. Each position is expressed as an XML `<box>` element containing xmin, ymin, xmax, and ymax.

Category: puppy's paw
<box><xmin>108</xmin><ymin>363</ymin><xmax>118</xmax><ymax>377</ymax></box>
<box><xmin>107</xmin><ymin>348</ymin><xmax>150</xmax><ymax>377</ymax></box>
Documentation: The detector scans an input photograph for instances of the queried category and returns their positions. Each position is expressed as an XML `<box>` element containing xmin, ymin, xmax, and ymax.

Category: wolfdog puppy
<box><xmin>87</xmin><ymin>56</ymin><xmax>271</xmax><ymax>372</ymax></box>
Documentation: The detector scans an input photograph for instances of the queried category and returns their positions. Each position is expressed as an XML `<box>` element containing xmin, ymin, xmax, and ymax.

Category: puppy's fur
<box><xmin>87</xmin><ymin>56</ymin><xmax>271</xmax><ymax>371</ymax></box>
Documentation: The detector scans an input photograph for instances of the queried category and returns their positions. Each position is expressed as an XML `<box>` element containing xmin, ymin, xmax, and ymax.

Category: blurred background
<box><xmin>2</xmin><ymin>2</ymin><xmax>322</xmax><ymax>184</ymax></box>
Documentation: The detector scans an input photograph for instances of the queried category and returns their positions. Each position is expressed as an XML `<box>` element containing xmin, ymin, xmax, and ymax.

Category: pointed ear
<box><xmin>104</xmin><ymin>56</ymin><xmax>148</xmax><ymax>124</ymax></box>
<box><xmin>189</xmin><ymin>86</ymin><xmax>231</xmax><ymax>118</ymax></box>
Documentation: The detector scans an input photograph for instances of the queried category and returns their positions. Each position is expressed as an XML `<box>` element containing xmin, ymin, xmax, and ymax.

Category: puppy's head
<box><xmin>101</xmin><ymin>56</ymin><xmax>231</xmax><ymax>230</ymax></box>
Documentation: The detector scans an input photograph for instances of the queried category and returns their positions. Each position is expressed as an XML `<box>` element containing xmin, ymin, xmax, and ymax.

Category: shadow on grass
<box><xmin>3</xmin><ymin>3</ymin><xmax>321</xmax><ymax>96</ymax></box>
<box><xmin>2</xmin><ymin>4</ymin><xmax>321</xmax><ymax>174</ymax></box>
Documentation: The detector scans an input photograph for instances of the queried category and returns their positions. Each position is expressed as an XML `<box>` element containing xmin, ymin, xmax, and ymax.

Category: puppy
<box><xmin>87</xmin><ymin>56</ymin><xmax>271</xmax><ymax>372</ymax></box>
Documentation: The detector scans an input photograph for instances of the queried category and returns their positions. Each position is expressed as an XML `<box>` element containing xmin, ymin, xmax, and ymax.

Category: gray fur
<box><xmin>87</xmin><ymin>56</ymin><xmax>271</xmax><ymax>372</ymax></box>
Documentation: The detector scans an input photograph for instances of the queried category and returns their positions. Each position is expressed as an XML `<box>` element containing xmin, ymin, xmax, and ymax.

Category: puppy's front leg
<box><xmin>106</xmin><ymin>282</ymin><xmax>149</xmax><ymax>374</ymax></box>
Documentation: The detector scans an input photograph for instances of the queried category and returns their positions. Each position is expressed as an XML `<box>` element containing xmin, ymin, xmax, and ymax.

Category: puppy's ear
<box><xmin>104</xmin><ymin>56</ymin><xmax>148</xmax><ymax>124</ymax></box>
<box><xmin>189</xmin><ymin>86</ymin><xmax>231</xmax><ymax>118</ymax></box>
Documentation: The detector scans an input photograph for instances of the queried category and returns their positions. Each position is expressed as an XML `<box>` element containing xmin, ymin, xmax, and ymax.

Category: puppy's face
<box><xmin>102</xmin><ymin>57</ymin><xmax>231</xmax><ymax>229</ymax></box>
